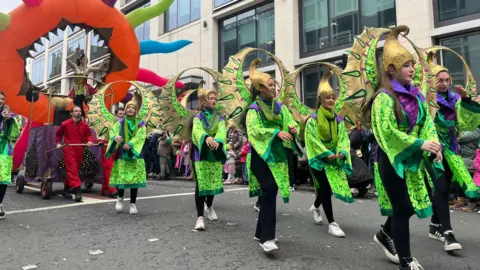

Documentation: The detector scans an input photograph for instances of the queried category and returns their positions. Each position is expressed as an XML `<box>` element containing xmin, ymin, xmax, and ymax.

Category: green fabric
<box><xmin>444</xmin><ymin>151</ymin><xmax>479</xmax><ymax>198</ymax></box>
<box><xmin>256</xmin><ymin>98</ymin><xmax>281</xmax><ymax>122</ymax></box>
<box><xmin>305</xmin><ymin>117</ymin><xmax>353</xmax><ymax>203</ymax></box>
<box><xmin>0</xmin><ymin>117</ymin><xmax>20</xmax><ymax>184</ymax></box>
<box><xmin>316</xmin><ymin>106</ymin><xmax>338</xmax><ymax>146</ymax></box>
<box><xmin>371</xmin><ymin>92</ymin><xmax>438</xmax><ymax>219</ymax></box>
<box><xmin>456</xmin><ymin>98</ymin><xmax>480</xmax><ymax>132</ymax></box>
<box><xmin>200</xmin><ymin>109</ymin><xmax>221</xmax><ymax>135</ymax></box>
<box><xmin>191</xmin><ymin>114</ymin><xmax>226</xmax><ymax>195</ymax></box>
<box><xmin>123</xmin><ymin>116</ymin><xmax>139</xmax><ymax>144</ymax></box>
<box><xmin>246</xmin><ymin>105</ymin><xmax>299</xmax><ymax>203</ymax></box>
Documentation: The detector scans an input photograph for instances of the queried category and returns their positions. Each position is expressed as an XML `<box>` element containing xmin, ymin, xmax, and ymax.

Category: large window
<box><xmin>67</xmin><ymin>33</ymin><xmax>86</xmax><ymax>71</ymax></box>
<box><xmin>47</xmin><ymin>46</ymin><xmax>63</xmax><ymax>79</ymax></box>
<box><xmin>219</xmin><ymin>3</ymin><xmax>275</xmax><ymax>67</ymax></box>
<box><xmin>439</xmin><ymin>33</ymin><xmax>480</xmax><ymax>92</ymax></box>
<box><xmin>301</xmin><ymin>0</ymin><xmax>395</xmax><ymax>55</ymax></box>
<box><xmin>67</xmin><ymin>26</ymin><xmax>81</xmax><ymax>36</ymax></box>
<box><xmin>135</xmin><ymin>21</ymin><xmax>151</xmax><ymax>41</ymax></box>
<box><xmin>48</xmin><ymin>29</ymin><xmax>64</xmax><ymax>47</ymax></box>
<box><xmin>31</xmin><ymin>38</ymin><xmax>46</xmax><ymax>57</ymax></box>
<box><xmin>90</xmin><ymin>32</ymin><xmax>109</xmax><ymax>61</ymax></box>
<box><xmin>437</xmin><ymin>0</ymin><xmax>480</xmax><ymax>21</ymax></box>
<box><xmin>214</xmin><ymin>0</ymin><xmax>237</xmax><ymax>9</ymax></box>
<box><xmin>165</xmin><ymin>0</ymin><xmax>201</xmax><ymax>31</ymax></box>
<box><xmin>31</xmin><ymin>57</ymin><xmax>45</xmax><ymax>85</ymax></box>
<box><xmin>301</xmin><ymin>65</ymin><xmax>340</xmax><ymax>108</ymax></box>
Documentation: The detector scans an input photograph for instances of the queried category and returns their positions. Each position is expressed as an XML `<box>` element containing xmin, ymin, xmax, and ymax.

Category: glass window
<box><xmin>31</xmin><ymin>57</ymin><xmax>45</xmax><ymax>85</ymax></box>
<box><xmin>51</xmin><ymin>81</ymin><xmax>62</xmax><ymax>95</ymax></box>
<box><xmin>219</xmin><ymin>3</ymin><xmax>275</xmax><ymax>67</ymax></box>
<box><xmin>47</xmin><ymin>46</ymin><xmax>63</xmax><ymax>79</ymax></box>
<box><xmin>135</xmin><ymin>21</ymin><xmax>151</xmax><ymax>41</ymax></box>
<box><xmin>301</xmin><ymin>64</ymin><xmax>340</xmax><ymax>108</ymax></box>
<box><xmin>438</xmin><ymin>0</ymin><xmax>480</xmax><ymax>21</ymax></box>
<box><xmin>301</xmin><ymin>0</ymin><xmax>396</xmax><ymax>54</ymax></box>
<box><xmin>214</xmin><ymin>0</ymin><xmax>236</xmax><ymax>8</ymax></box>
<box><xmin>31</xmin><ymin>38</ymin><xmax>47</xmax><ymax>57</ymax></box>
<box><xmin>166</xmin><ymin>0</ymin><xmax>201</xmax><ymax>31</ymax></box>
<box><xmin>48</xmin><ymin>29</ymin><xmax>64</xmax><ymax>47</ymax></box>
<box><xmin>67</xmin><ymin>26</ymin><xmax>81</xmax><ymax>36</ymax></box>
<box><xmin>439</xmin><ymin>33</ymin><xmax>480</xmax><ymax>91</ymax></box>
<box><xmin>90</xmin><ymin>32</ymin><xmax>109</xmax><ymax>61</ymax></box>
<box><xmin>66</xmin><ymin>33</ymin><xmax>86</xmax><ymax>71</ymax></box>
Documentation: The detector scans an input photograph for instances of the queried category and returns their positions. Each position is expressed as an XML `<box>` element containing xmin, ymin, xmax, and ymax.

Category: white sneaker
<box><xmin>195</xmin><ymin>217</ymin><xmax>205</xmax><ymax>230</ymax></box>
<box><xmin>328</xmin><ymin>222</ymin><xmax>346</xmax><ymax>238</ymax></box>
<box><xmin>205</xmin><ymin>206</ymin><xmax>218</xmax><ymax>221</ymax></box>
<box><xmin>308</xmin><ymin>204</ymin><xmax>323</xmax><ymax>224</ymax></box>
<box><xmin>290</xmin><ymin>186</ymin><xmax>295</xmax><ymax>191</ymax></box>
<box><xmin>406</xmin><ymin>258</ymin><xmax>425</xmax><ymax>270</ymax></box>
<box><xmin>253</xmin><ymin>204</ymin><xmax>260</xmax><ymax>212</ymax></box>
<box><xmin>129</xmin><ymin>203</ymin><xmax>138</xmax><ymax>215</ymax></box>
<box><xmin>115</xmin><ymin>198</ymin><xmax>124</xmax><ymax>212</ymax></box>
<box><xmin>259</xmin><ymin>240</ymin><xmax>279</xmax><ymax>253</ymax></box>
<box><xmin>254</xmin><ymin>237</ymin><xmax>278</xmax><ymax>243</ymax></box>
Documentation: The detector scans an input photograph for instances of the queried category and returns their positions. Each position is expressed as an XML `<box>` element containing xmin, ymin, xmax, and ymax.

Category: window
<box><xmin>66</xmin><ymin>32</ymin><xmax>86</xmax><ymax>71</ymax></box>
<box><xmin>214</xmin><ymin>0</ymin><xmax>237</xmax><ymax>9</ymax></box>
<box><xmin>47</xmin><ymin>46</ymin><xmax>63</xmax><ymax>79</ymax></box>
<box><xmin>48</xmin><ymin>29</ymin><xmax>64</xmax><ymax>47</ymax></box>
<box><xmin>219</xmin><ymin>3</ymin><xmax>275</xmax><ymax>67</ymax></box>
<box><xmin>437</xmin><ymin>0</ymin><xmax>480</xmax><ymax>21</ymax></box>
<box><xmin>67</xmin><ymin>26</ymin><xmax>81</xmax><ymax>36</ymax></box>
<box><xmin>135</xmin><ymin>21</ymin><xmax>151</xmax><ymax>41</ymax></box>
<box><xmin>31</xmin><ymin>57</ymin><xmax>45</xmax><ymax>85</ymax></box>
<box><xmin>31</xmin><ymin>38</ymin><xmax>46</xmax><ymax>57</ymax></box>
<box><xmin>165</xmin><ymin>0</ymin><xmax>201</xmax><ymax>31</ymax></box>
<box><xmin>301</xmin><ymin>0</ymin><xmax>395</xmax><ymax>55</ymax></box>
<box><xmin>90</xmin><ymin>32</ymin><xmax>109</xmax><ymax>61</ymax></box>
<box><xmin>301</xmin><ymin>60</ymin><xmax>342</xmax><ymax>108</ymax></box>
<box><xmin>50</xmin><ymin>81</ymin><xmax>62</xmax><ymax>95</ymax></box>
<box><xmin>439</xmin><ymin>33</ymin><xmax>480</xmax><ymax>91</ymax></box>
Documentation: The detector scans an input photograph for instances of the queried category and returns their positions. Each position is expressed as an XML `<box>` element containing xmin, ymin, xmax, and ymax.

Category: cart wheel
<box><xmin>85</xmin><ymin>182</ymin><xmax>94</xmax><ymax>190</ymax></box>
<box><xmin>41</xmin><ymin>179</ymin><xmax>53</xmax><ymax>200</ymax></box>
<box><xmin>16</xmin><ymin>174</ymin><xmax>25</xmax><ymax>194</ymax></box>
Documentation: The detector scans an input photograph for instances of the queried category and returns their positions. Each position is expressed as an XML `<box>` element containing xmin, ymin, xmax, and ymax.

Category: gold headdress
<box><xmin>317</xmin><ymin>70</ymin><xmax>334</xmax><ymax>99</ymax></box>
<box><xmin>126</xmin><ymin>90</ymin><xmax>141</xmax><ymax>110</ymax></box>
<box><xmin>197</xmin><ymin>80</ymin><xmax>216</xmax><ymax>104</ymax></box>
<box><xmin>249</xmin><ymin>58</ymin><xmax>272</xmax><ymax>91</ymax></box>
<box><xmin>426</xmin><ymin>52</ymin><xmax>449</xmax><ymax>76</ymax></box>
<box><xmin>383</xmin><ymin>25</ymin><xmax>414</xmax><ymax>72</ymax></box>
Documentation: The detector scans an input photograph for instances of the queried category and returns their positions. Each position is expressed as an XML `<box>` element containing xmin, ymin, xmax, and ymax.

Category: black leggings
<box><xmin>73</xmin><ymin>94</ymin><xmax>86</xmax><ymax>117</ymax></box>
<box><xmin>378</xmin><ymin>148</ymin><xmax>414</xmax><ymax>260</ymax></box>
<box><xmin>194</xmin><ymin>181</ymin><xmax>214</xmax><ymax>217</ymax></box>
<box><xmin>0</xmin><ymin>184</ymin><xmax>7</xmax><ymax>204</ymax></box>
<box><xmin>118</xmin><ymin>188</ymin><xmax>138</xmax><ymax>204</ymax></box>
<box><xmin>312</xmin><ymin>169</ymin><xmax>335</xmax><ymax>223</ymax></box>
<box><xmin>285</xmin><ymin>147</ymin><xmax>297</xmax><ymax>187</ymax></box>
<box><xmin>425</xmin><ymin>158</ymin><xmax>453</xmax><ymax>231</ymax></box>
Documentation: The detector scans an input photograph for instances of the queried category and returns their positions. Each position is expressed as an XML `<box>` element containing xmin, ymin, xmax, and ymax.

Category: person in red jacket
<box><xmin>55</xmin><ymin>106</ymin><xmax>93</xmax><ymax>202</ymax></box>
<box><xmin>240</xmin><ymin>136</ymin><xmax>249</xmax><ymax>185</ymax></box>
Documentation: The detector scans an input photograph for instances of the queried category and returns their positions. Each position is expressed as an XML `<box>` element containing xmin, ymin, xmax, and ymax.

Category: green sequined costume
<box><xmin>246</xmin><ymin>102</ymin><xmax>299</xmax><ymax>203</ymax></box>
<box><xmin>304</xmin><ymin>113</ymin><xmax>353</xmax><ymax>203</ymax></box>
<box><xmin>0</xmin><ymin>115</ymin><xmax>20</xmax><ymax>185</ymax></box>
<box><xmin>106</xmin><ymin>118</ymin><xmax>147</xmax><ymax>189</ymax></box>
<box><xmin>191</xmin><ymin>112</ymin><xmax>227</xmax><ymax>196</ymax></box>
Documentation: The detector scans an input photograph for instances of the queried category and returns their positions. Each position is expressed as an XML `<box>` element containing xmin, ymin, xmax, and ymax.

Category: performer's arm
<box><xmin>456</xmin><ymin>97</ymin><xmax>480</xmax><ymax>132</ymax></box>
<box><xmin>335</xmin><ymin>120</ymin><xmax>353</xmax><ymax>176</ymax></box>
<box><xmin>246</xmin><ymin>109</ymin><xmax>280</xmax><ymax>162</ymax></box>
<box><xmin>66</xmin><ymin>51</ymin><xmax>81</xmax><ymax>74</ymax></box>
<box><xmin>105</xmin><ymin>122</ymin><xmax>121</xmax><ymax>158</ymax></box>
<box><xmin>55</xmin><ymin>122</ymin><xmax>65</xmax><ymax>144</ymax></box>
<box><xmin>191</xmin><ymin>117</ymin><xmax>209</xmax><ymax>154</ymax></box>
<box><xmin>126</xmin><ymin>125</ymin><xmax>146</xmax><ymax>157</ymax></box>
<box><xmin>304</xmin><ymin>117</ymin><xmax>335</xmax><ymax>172</ymax></box>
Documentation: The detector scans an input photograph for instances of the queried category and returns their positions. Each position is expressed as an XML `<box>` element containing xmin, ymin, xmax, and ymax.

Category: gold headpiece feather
<box><xmin>426</xmin><ymin>52</ymin><xmax>449</xmax><ymax>76</ymax></box>
<box><xmin>383</xmin><ymin>25</ymin><xmax>414</xmax><ymax>72</ymax></box>
<box><xmin>317</xmin><ymin>71</ymin><xmax>334</xmax><ymax>99</ymax></box>
<box><xmin>126</xmin><ymin>91</ymin><xmax>141</xmax><ymax>110</ymax></box>
<box><xmin>249</xmin><ymin>58</ymin><xmax>272</xmax><ymax>92</ymax></box>
<box><xmin>197</xmin><ymin>80</ymin><xmax>215</xmax><ymax>103</ymax></box>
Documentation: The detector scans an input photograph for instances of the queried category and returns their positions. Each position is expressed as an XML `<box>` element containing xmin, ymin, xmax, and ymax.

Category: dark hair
<box><xmin>115</xmin><ymin>107</ymin><xmax>125</xmax><ymax>115</ymax></box>
<box><xmin>0</xmin><ymin>90</ymin><xmax>5</xmax><ymax>98</ymax></box>
<box><xmin>76</xmin><ymin>53</ymin><xmax>86</xmax><ymax>66</ymax></box>
<box><xmin>70</xmin><ymin>106</ymin><xmax>81</xmax><ymax>113</ymax></box>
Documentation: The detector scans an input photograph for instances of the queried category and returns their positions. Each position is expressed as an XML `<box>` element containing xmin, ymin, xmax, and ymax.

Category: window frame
<box><xmin>433</xmin><ymin>0</ymin><xmax>480</xmax><ymax>28</ymax></box>
<box><xmin>31</xmin><ymin>56</ymin><xmax>45</xmax><ymax>86</ymax></box>
<box><xmin>66</xmin><ymin>31</ymin><xmax>87</xmax><ymax>72</ymax></box>
<box><xmin>213</xmin><ymin>0</ymin><xmax>241</xmax><ymax>10</ymax></box>
<box><xmin>164</xmin><ymin>0</ymin><xmax>201</xmax><ymax>32</ymax></box>
<box><xmin>298</xmin><ymin>0</ymin><xmax>396</xmax><ymax>58</ymax></box>
<box><xmin>47</xmin><ymin>44</ymin><xmax>63</xmax><ymax>79</ymax></box>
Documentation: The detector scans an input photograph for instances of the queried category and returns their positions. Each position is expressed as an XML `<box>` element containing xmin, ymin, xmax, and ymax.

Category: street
<box><xmin>1</xmin><ymin>180</ymin><xmax>478</xmax><ymax>270</ymax></box>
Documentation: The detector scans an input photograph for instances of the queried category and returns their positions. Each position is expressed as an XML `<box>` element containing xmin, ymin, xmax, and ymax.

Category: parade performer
<box><xmin>423</xmin><ymin>59</ymin><xmax>480</xmax><ymax>252</ymax></box>
<box><xmin>55</xmin><ymin>106</ymin><xmax>94</xmax><ymax>202</ymax></box>
<box><xmin>191</xmin><ymin>81</ymin><xmax>227</xmax><ymax>231</ymax></box>
<box><xmin>0</xmin><ymin>91</ymin><xmax>20</xmax><ymax>219</ymax></box>
<box><xmin>368</xmin><ymin>26</ymin><xmax>443</xmax><ymax>270</ymax></box>
<box><xmin>106</xmin><ymin>93</ymin><xmax>147</xmax><ymax>215</ymax></box>
<box><xmin>98</xmin><ymin>107</ymin><xmax>124</xmax><ymax>198</ymax></box>
<box><xmin>246</xmin><ymin>59</ymin><xmax>299</xmax><ymax>253</ymax></box>
<box><xmin>305</xmin><ymin>71</ymin><xmax>353</xmax><ymax>237</ymax></box>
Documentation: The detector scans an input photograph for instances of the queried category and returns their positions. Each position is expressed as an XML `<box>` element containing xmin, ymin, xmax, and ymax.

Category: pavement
<box><xmin>1</xmin><ymin>180</ymin><xmax>479</xmax><ymax>270</ymax></box>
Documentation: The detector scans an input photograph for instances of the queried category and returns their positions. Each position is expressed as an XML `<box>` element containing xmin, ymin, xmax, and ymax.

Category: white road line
<box><xmin>6</xmin><ymin>187</ymin><xmax>249</xmax><ymax>215</ymax></box>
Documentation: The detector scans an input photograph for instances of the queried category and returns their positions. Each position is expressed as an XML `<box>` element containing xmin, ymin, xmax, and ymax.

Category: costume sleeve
<box><xmin>281</xmin><ymin>106</ymin><xmax>302</xmax><ymax>155</ymax></box>
<box><xmin>85</xmin><ymin>125</ymin><xmax>93</xmax><ymax>143</ymax></box>
<box><xmin>126</xmin><ymin>125</ymin><xmax>146</xmax><ymax>157</ymax></box>
<box><xmin>419</xmin><ymin>103</ymin><xmax>440</xmax><ymax>143</ymax></box>
<box><xmin>192</xmin><ymin>117</ymin><xmax>208</xmax><ymax>155</ymax></box>
<box><xmin>4</xmin><ymin>116</ymin><xmax>20</xmax><ymax>142</ymax></box>
<box><xmin>336</xmin><ymin>120</ymin><xmax>353</xmax><ymax>175</ymax></box>
<box><xmin>371</xmin><ymin>93</ymin><xmax>424</xmax><ymax>178</ymax></box>
<box><xmin>304</xmin><ymin>117</ymin><xmax>334</xmax><ymax>171</ymax></box>
<box><xmin>105</xmin><ymin>121</ymin><xmax>120</xmax><ymax>158</ymax></box>
<box><xmin>246</xmin><ymin>109</ymin><xmax>280</xmax><ymax>161</ymax></box>
<box><xmin>55</xmin><ymin>122</ymin><xmax>65</xmax><ymax>144</ymax></box>
<box><xmin>456</xmin><ymin>97</ymin><xmax>480</xmax><ymax>132</ymax></box>
<box><xmin>214</xmin><ymin>119</ymin><xmax>227</xmax><ymax>155</ymax></box>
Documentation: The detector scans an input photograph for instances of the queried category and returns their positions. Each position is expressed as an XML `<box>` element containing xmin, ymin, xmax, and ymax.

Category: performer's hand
<box><xmin>433</xmin><ymin>151</ymin><xmax>443</xmax><ymax>163</ymax></box>
<box><xmin>115</xmin><ymin>136</ymin><xmax>124</xmax><ymax>144</ymax></box>
<box><xmin>454</xmin><ymin>85</ymin><xmax>468</xmax><ymax>98</ymax></box>
<box><xmin>277</xmin><ymin>131</ymin><xmax>293</xmax><ymax>142</ymax></box>
<box><xmin>56</xmin><ymin>143</ymin><xmax>62</xmax><ymax>149</ymax></box>
<box><xmin>337</xmin><ymin>153</ymin><xmax>346</xmax><ymax>160</ymax></box>
<box><xmin>288</xmin><ymin>125</ymin><xmax>297</xmax><ymax>135</ymax></box>
<box><xmin>122</xmin><ymin>144</ymin><xmax>131</xmax><ymax>151</ymax></box>
<box><xmin>327</xmin><ymin>154</ymin><xmax>336</xmax><ymax>161</ymax></box>
<box><xmin>2</xmin><ymin>111</ymin><xmax>10</xmax><ymax>120</ymax></box>
<box><xmin>420</xmin><ymin>140</ymin><xmax>441</xmax><ymax>154</ymax></box>
<box><xmin>86</xmin><ymin>141</ymin><xmax>93</xmax><ymax>147</ymax></box>
<box><xmin>206</xmin><ymin>136</ymin><xmax>216</xmax><ymax>149</ymax></box>
<box><xmin>212</xmin><ymin>141</ymin><xmax>220</xmax><ymax>150</ymax></box>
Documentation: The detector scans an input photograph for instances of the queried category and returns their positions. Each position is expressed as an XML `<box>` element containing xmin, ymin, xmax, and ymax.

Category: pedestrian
<box><xmin>224</xmin><ymin>143</ymin><xmax>237</xmax><ymax>184</ymax></box>
<box><xmin>473</xmin><ymin>149</ymin><xmax>480</xmax><ymax>214</ymax></box>
<box><xmin>106</xmin><ymin>92</ymin><xmax>147</xmax><ymax>215</ymax></box>
<box><xmin>240</xmin><ymin>136</ymin><xmax>249</xmax><ymax>185</ymax></box>
<box><xmin>0</xmin><ymin>91</ymin><xmax>20</xmax><ymax>219</ymax></box>
<box><xmin>246</xmin><ymin>59</ymin><xmax>299</xmax><ymax>253</ymax></box>
<box><xmin>191</xmin><ymin>81</ymin><xmax>227</xmax><ymax>231</ymax></box>
<box><xmin>157</xmin><ymin>131</ymin><xmax>172</xmax><ymax>180</ymax></box>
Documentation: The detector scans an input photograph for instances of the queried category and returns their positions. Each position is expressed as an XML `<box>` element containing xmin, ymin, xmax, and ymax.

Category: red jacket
<box><xmin>55</xmin><ymin>118</ymin><xmax>93</xmax><ymax>145</ymax></box>
<box><xmin>240</xmin><ymin>143</ymin><xmax>249</xmax><ymax>163</ymax></box>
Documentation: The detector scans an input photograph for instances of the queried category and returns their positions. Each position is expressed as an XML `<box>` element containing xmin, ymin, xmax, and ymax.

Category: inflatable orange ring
<box><xmin>0</xmin><ymin>0</ymin><xmax>140</xmax><ymax>123</ymax></box>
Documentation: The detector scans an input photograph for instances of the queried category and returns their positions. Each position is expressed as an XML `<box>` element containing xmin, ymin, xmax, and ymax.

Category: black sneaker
<box><xmin>374</xmin><ymin>228</ymin><xmax>399</xmax><ymax>264</ymax></box>
<box><xmin>74</xmin><ymin>187</ymin><xmax>82</xmax><ymax>202</ymax></box>
<box><xmin>0</xmin><ymin>206</ymin><xmax>6</xmax><ymax>220</ymax></box>
<box><xmin>428</xmin><ymin>224</ymin><xmax>445</xmax><ymax>241</ymax></box>
<box><xmin>444</xmin><ymin>231</ymin><xmax>462</xmax><ymax>251</ymax></box>
<box><xmin>62</xmin><ymin>186</ymin><xmax>71</xmax><ymax>198</ymax></box>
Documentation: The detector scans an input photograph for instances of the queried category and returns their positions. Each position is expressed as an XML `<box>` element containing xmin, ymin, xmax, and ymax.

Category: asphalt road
<box><xmin>1</xmin><ymin>180</ymin><xmax>479</xmax><ymax>270</ymax></box>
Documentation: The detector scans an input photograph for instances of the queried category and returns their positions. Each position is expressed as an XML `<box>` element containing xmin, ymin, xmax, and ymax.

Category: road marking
<box><xmin>6</xmin><ymin>187</ymin><xmax>249</xmax><ymax>215</ymax></box>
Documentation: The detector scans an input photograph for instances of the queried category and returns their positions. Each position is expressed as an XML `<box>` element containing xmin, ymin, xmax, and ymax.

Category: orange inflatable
<box><xmin>0</xmin><ymin>0</ymin><xmax>141</xmax><ymax>123</ymax></box>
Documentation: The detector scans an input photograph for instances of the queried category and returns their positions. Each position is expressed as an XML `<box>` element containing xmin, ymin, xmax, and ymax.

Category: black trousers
<box><xmin>425</xmin><ymin>158</ymin><xmax>453</xmax><ymax>231</ymax></box>
<box><xmin>285</xmin><ymin>147</ymin><xmax>297</xmax><ymax>187</ymax></box>
<box><xmin>73</xmin><ymin>94</ymin><xmax>86</xmax><ymax>118</ymax></box>
<box><xmin>0</xmin><ymin>184</ymin><xmax>7</xmax><ymax>204</ymax></box>
<box><xmin>192</xmin><ymin>162</ymin><xmax>214</xmax><ymax>217</ymax></box>
<box><xmin>251</xmin><ymin>148</ymin><xmax>277</xmax><ymax>244</ymax></box>
<box><xmin>118</xmin><ymin>188</ymin><xmax>138</xmax><ymax>204</ymax></box>
<box><xmin>378</xmin><ymin>148</ymin><xmax>414</xmax><ymax>260</ymax></box>
<box><xmin>311</xmin><ymin>169</ymin><xmax>335</xmax><ymax>223</ymax></box>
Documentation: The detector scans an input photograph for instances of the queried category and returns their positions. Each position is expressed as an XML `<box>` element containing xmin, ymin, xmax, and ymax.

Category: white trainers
<box><xmin>328</xmin><ymin>222</ymin><xmax>346</xmax><ymax>238</ymax></box>
<box><xmin>254</xmin><ymin>237</ymin><xmax>278</xmax><ymax>243</ymax></box>
<box><xmin>308</xmin><ymin>204</ymin><xmax>323</xmax><ymax>224</ymax></box>
<box><xmin>115</xmin><ymin>198</ymin><xmax>124</xmax><ymax>212</ymax></box>
<box><xmin>253</xmin><ymin>204</ymin><xmax>260</xmax><ymax>212</ymax></box>
<box><xmin>129</xmin><ymin>203</ymin><xmax>138</xmax><ymax>215</ymax></box>
<box><xmin>406</xmin><ymin>258</ymin><xmax>425</xmax><ymax>270</ymax></box>
<box><xmin>195</xmin><ymin>217</ymin><xmax>205</xmax><ymax>230</ymax></box>
<box><xmin>205</xmin><ymin>206</ymin><xmax>218</xmax><ymax>221</ymax></box>
<box><xmin>259</xmin><ymin>240</ymin><xmax>279</xmax><ymax>253</ymax></box>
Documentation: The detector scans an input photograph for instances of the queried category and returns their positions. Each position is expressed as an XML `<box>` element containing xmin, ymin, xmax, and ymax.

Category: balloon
<box><xmin>137</xmin><ymin>68</ymin><xmax>185</xmax><ymax>89</ymax></box>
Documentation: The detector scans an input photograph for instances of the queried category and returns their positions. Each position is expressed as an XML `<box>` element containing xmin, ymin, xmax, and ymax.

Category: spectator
<box><xmin>240</xmin><ymin>136</ymin><xmax>249</xmax><ymax>185</ymax></box>
<box><xmin>224</xmin><ymin>144</ymin><xmax>237</xmax><ymax>184</ymax></box>
<box><xmin>156</xmin><ymin>131</ymin><xmax>172</xmax><ymax>180</ymax></box>
<box><xmin>473</xmin><ymin>149</ymin><xmax>480</xmax><ymax>214</ymax></box>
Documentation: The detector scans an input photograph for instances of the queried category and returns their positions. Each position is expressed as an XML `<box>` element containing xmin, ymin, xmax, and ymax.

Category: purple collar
<box><xmin>389</xmin><ymin>80</ymin><xmax>425</xmax><ymax>133</ymax></box>
<box><xmin>436</xmin><ymin>90</ymin><xmax>459</xmax><ymax>121</ymax></box>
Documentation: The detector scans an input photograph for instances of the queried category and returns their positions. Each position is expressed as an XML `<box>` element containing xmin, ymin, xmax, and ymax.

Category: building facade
<box><xmin>26</xmin><ymin>0</ymin><xmax>480</xmax><ymax>108</ymax></box>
